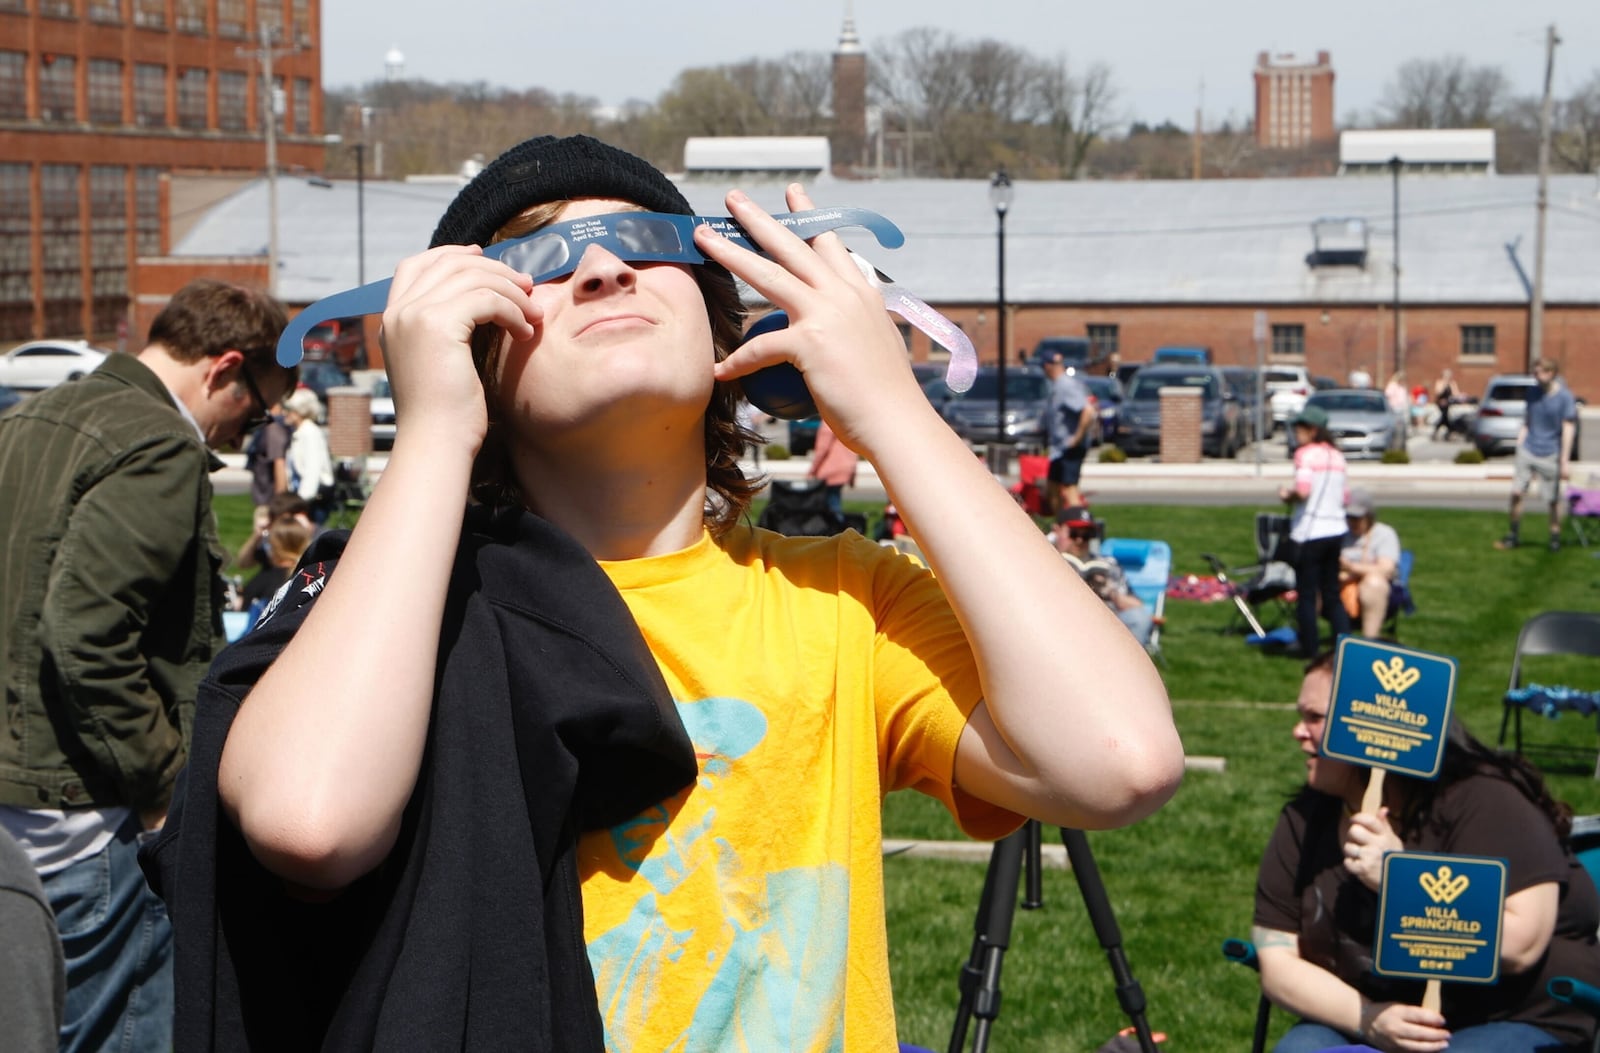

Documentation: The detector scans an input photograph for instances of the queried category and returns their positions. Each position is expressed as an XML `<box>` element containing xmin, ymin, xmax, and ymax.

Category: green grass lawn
<box><xmin>213</xmin><ymin>494</ymin><xmax>1600</xmax><ymax>1050</ymax></box>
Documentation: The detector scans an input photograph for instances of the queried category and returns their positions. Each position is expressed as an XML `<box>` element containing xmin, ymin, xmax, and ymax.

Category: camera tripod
<box><xmin>946</xmin><ymin>820</ymin><xmax>1159</xmax><ymax>1053</ymax></box>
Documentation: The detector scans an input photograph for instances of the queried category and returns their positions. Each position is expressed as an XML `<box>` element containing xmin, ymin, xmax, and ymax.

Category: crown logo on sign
<box><xmin>1419</xmin><ymin>865</ymin><xmax>1470</xmax><ymax>904</ymax></box>
<box><xmin>1372</xmin><ymin>656</ymin><xmax>1421</xmax><ymax>695</ymax></box>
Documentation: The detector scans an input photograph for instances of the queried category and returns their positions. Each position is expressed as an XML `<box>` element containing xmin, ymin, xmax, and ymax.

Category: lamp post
<box><xmin>1388</xmin><ymin>155</ymin><xmax>1402</xmax><ymax>378</ymax></box>
<box><xmin>989</xmin><ymin>168</ymin><xmax>1014</xmax><ymax>457</ymax></box>
<box><xmin>355</xmin><ymin>140</ymin><xmax>366</xmax><ymax>285</ymax></box>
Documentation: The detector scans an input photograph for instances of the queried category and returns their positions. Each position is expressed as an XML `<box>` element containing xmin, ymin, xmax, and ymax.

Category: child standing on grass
<box><xmin>152</xmin><ymin>134</ymin><xmax>1184</xmax><ymax>1051</ymax></box>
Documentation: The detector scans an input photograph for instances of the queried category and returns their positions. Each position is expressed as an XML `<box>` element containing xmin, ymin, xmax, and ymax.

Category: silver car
<box><xmin>1470</xmin><ymin>374</ymin><xmax>1539</xmax><ymax>457</ymax></box>
<box><xmin>1286</xmin><ymin>388</ymin><xmax>1397</xmax><ymax>459</ymax></box>
<box><xmin>939</xmin><ymin>368</ymin><xmax>1052</xmax><ymax>446</ymax></box>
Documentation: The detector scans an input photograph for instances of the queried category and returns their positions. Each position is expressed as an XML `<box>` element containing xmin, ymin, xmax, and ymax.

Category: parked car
<box><xmin>1285</xmin><ymin>388</ymin><xmax>1398</xmax><ymax>459</ymax></box>
<box><xmin>300</xmin><ymin>316</ymin><xmax>368</xmax><ymax>371</ymax></box>
<box><xmin>0</xmin><ymin>383</ymin><xmax>21</xmax><ymax>413</ymax></box>
<box><xmin>1114</xmin><ymin>364</ymin><xmax>1244</xmax><ymax>458</ymax></box>
<box><xmin>1263</xmin><ymin>365</ymin><xmax>1315</xmax><ymax>432</ymax></box>
<box><xmin>911</xmin><ymin>361</ymin><xmax>944</xmax><ymax>387</ymax></box>
<box><xmin>369</xmin><ymin>375</ymin><xmax>395</xmax><ymax>451</ymax></box>
<box><xmin>1028</xmin><ymin>336</ymin><xmax>1100</xmax><ymax>372</ymax></box>
<box><xmin>1115</xmin><ymin>361</ymin><xmax>1144</xmax><ymax>389</ymax></box>
<box><xmin>1151</xmin><ymin>345</ymin><xmax>1213</xmax><ymax>366</ymax></box>
<box><xmin>1469</xmin><ymin>374</ymin><xmax>1585</xmax><ymax>457</ymax></box>
<box><xmin>940</xmin><ymin>367</ymin><xmax>1052</xmax><ymax>446</ymax></box>
<box><xmin>0</xmin><ymin>339</ymin><xmax>108</xmax><ymax>390</ymax></box>
<box><xmin>296</xmin><ymin>359</ymin><xmax>353</xmax><ymax>403</ymax></box>
<box><xmin>1221</xmin><ymin>366</ymin><xmax>1268</xmax><ymax>445</ymax></box>
<box><xmin>1081</xmin><ymin>375</ymin><xmax>1125</xmax><ymax>447</ymax></box>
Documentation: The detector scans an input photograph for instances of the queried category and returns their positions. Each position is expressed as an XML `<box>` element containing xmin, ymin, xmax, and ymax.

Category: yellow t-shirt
<box><xmin>584</xmin><ymin>524</ymin><xmax>1018</xmax><ymax>1052</ymax></box>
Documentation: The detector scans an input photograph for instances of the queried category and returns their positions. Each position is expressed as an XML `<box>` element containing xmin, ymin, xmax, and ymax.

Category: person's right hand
<box><xmin>378</xmin><ymin>246</ymin><xmax>541</xmax><ymax>459</ymax></box>
<box><xmin>252</xmin><ymin>507</ymin><xmax>271</xmax><ymax>533</ymax></box>
<box><xmin>1362</xmin><ymin>1000</ymin><xmax>1450</xmax><ymax>1052</ymax></box>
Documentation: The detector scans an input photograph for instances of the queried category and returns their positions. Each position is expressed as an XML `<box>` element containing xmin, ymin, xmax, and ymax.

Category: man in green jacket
<box><xmin>0</xmin><ymin>279</ymin><xmax>294</xmax><ymax>1053</ymax></box>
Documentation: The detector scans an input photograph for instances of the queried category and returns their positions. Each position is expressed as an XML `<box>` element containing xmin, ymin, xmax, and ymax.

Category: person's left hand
<box><xmin>1344</xmin><ymin>807</ymin><xmax>1403</xmax><ymax>891</ymax></box>
<box><xmin>698</xmin><ymin>185</ymin><xmax>936</xmax><ymax>463</ymax></box>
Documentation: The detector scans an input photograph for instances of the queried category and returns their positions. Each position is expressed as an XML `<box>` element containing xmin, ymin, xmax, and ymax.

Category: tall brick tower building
<box><xmin>1254</xmin><ymin>50</ymin><xmax>1336</xmax><ymax>150</ymax></box>
<box><xmin>830</xmin><ymin>9</ymin><xmax>866</xmax><ymax>175</ymax></box>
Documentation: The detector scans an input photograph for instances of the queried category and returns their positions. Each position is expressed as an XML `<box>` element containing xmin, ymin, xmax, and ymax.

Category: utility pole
<box><xmin>1192</xmin><ymin>79</ymin><xmax>1204</xmax><ymax>180</ymax></box>
<box><xmin>1528</xmin><ymin>23</ymin><xmax>1560</xmax><ymax>372</ymax></box>
<box><xmin>239</xmin><ymin>22</ymin><xmax>297</xmax><ymax>297</ymax></box>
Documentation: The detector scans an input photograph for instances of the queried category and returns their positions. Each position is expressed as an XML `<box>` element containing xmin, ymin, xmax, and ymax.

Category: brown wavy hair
<box><xmin>467</xmin><ymin>201</ymin><xmax>766</xmax><ymax>536</ymax></box>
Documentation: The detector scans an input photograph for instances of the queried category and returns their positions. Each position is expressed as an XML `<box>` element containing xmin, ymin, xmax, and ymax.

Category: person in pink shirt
<box><xmin>1277</xmin><ymin>404</ymin><xmax>1351</xmax><ymax>656</ymax></box>
<box><xmin>807</xmin><ymin>420</ymin><xmax>860</xmax><ymax>517</ymax></box>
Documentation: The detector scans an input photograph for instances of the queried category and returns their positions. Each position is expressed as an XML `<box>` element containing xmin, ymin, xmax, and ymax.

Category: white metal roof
<box><xmin>1340</xmin><ymin>129</ymin><xmax>1496</xmax><ymax>167</ymax></box>
<box><xmin>682</xmin><ymin>136</ymin><xmax>831</xmax><ymax>172</ymax></box>
<box><xmin>169</xmin><ymin>169</ymin><xmax>1600</xmax><ymax>309</ymax></box>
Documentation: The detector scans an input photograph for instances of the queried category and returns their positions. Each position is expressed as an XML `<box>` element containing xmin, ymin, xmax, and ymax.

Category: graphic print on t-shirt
<box><xmin>587</xmin><ymin>694</ymin><xmax>850</xmax><ymax>1053</ymax></box>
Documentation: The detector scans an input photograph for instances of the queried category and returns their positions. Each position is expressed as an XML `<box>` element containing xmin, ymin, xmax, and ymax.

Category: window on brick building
<box><xmin>135</xmin><ymin>167</ymin><xmax>162</xmax><ymax>256</ymax></box>
<box><xmin>88</xmin><ymin>59</ymin><xmax>123</xmax><ymax>125</ymax></box>
<box><xmin>40</xmin><ymin>0</ymin><xmax>75</xmax><ymax>18</ymax></box>
<box><xmin>218</xmin><ymin>70</ymin><xmax>247</xmax><ymax>131</ymax></box>
<box><xmin>135</xmin><ymin>63</ymin><xmax>166</xmax><ymax>127</ymax></box>
<box><xmin>90</xmin><ymin>166</ymin><xmax>128</xmax><ymax>334</ymax></box>
<box><xmin>87</xmin><ymin>0</ymin><xmax>120</xmax><ymax>24</ymax></box>
<box><xmin>42</xmin><ymin>164</ymin><xmax>83</xmax><ymax>335</ymax></box>
<box><xmin>217</xmin><ymin>0</ymin><xmax>246</xmax><ymax>38</ymax></box>
<box><xmin>1460</xmin><ymin>325</ymin><xmax>1496</xmax><ymax>359</ymax></box>
<box><xmin>1087</xmin><ymin>323</ymin><xmax>1119</xmax><ymax>362</ymax></box>
<box><xmin>133</xmin><ymin>0</ymin><xmax>165</xmax><ymax>28</ymax></box>
<box><xmin>0</xmin><ymin>0</ymin><xmax>27</xmax><ymax>13</ymax></box>
<box><xmin>39</xmin><ymin>55</ymin><xmax>76</xmax><ymax>122</ymax></box>
<box><xmin>288</xmin><ymin>0</ymin><xmax>309</xmax><ymax>44</ymax></box>
<box><xmin>177</xmin><ymin>68</ymin><xmax>207</xmax><ymax>129</ymax></box>
<box><xmin>175</xmin><ymin>0</ymin><xmax>205</xmax><ymax>33</ymax></box>
<box><xmin>1271</xmin><ymin>323</ymin><xmax>1306</xmax><ymax>358</ymax></box>
<box><xmin>0</xmin><ymin>52</ymin><xmax>24</xmax><ymax>120</ymax></box>
<box><xmin>257</xmin><ymin>0</ymin><xmax>283</xmax><ymax>38</ymax></box>
<box><xmin>0</xmin><ymin>164</ymin><xmax>31</xmax><ymax>342</ymax></box>
<box><xmin>294</xmin><ymin>76</ymin><xmax>311</xmax><ymax>133</ymax></box>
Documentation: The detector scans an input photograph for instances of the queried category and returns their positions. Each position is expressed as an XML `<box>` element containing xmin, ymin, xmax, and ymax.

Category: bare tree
<box><xmin>1028</xmin><ymin>56</ymin><xmax>1118</xmax><ymax>179</ymax></box>
<box><xmin>1554</xmin><ymin>69</ymin><xmax>1600</xmax><ymax>174</ymax></box>
<box><xmin>1378</xmin><ymin>55</ymin><xmax>1511</xmax><ymax>127</ymax></box>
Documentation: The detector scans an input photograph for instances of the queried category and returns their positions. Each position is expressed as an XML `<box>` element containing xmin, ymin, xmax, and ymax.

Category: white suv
<box><xmin>1263</xmin><ymin>366</ymin><xmax>1314</xmax><ymax>432</ymax></box>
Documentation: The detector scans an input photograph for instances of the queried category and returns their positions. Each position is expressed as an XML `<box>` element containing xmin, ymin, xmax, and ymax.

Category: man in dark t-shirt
<box><xmin>244</xmin><ymin>409</ymin><xmax>292</xmax><ymax>511</ymax></box>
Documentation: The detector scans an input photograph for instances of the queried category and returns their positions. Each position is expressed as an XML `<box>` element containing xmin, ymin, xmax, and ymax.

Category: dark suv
<box><xmin>1114</xmin><ymin>364</ymin><xmax>1243</xmax><ymax>458</ymax></box>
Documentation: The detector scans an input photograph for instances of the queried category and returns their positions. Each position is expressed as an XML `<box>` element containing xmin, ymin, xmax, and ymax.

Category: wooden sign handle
<box><xmin>1362</xmin><ymin>768</ymin><xmax>1386</xmax><ymax>815</ymax></box>
<box><xmin>1422</xmin><ymin>978</ymin><xmax>1441</xmax><ymax>1012</ymax></box>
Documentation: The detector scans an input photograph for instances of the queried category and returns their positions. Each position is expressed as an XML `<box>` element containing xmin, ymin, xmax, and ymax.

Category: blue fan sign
<box><xmin>1375</xmin><ymin>852</ymin><xmax>1506</xmax><ymax>984</ymax></box>
<box><xmin>1322</xmin><ymin>638</ymin><xmax>1458</xmax><ymax>778</ymax></box>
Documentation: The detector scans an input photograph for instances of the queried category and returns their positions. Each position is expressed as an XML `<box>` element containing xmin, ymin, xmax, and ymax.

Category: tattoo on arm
<box><xmin>1250</xmin><ymin>926</ymin><xmax>1299</xmax><ymax>951</ymax></box>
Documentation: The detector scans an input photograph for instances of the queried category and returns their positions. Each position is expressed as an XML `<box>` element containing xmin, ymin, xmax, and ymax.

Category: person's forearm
<box><xmin>864</xmin><ymin>399</ymin><xmax>1181</xmax><ymax>829</ymax></box>
<box><xmin>1257</xmin><ymin>942</ymin><xmax>1367</xmax><ymax>1037</ymax></box>
<box><xmin>219</xmin><ymin>425</ymin><xmax>476</xmax><ymax>889</ymax></box>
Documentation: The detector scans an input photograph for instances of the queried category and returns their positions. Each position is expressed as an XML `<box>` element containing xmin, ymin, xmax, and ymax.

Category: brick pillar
<box><xmin>1159</xmin><ymin>387</ymin><xmax>1202</xmax><ymax>463</ymax></box>
<box><xmin>325</xmin><ymin>386</ymin><xmax>371</xmax><ymax>458</ymax></box>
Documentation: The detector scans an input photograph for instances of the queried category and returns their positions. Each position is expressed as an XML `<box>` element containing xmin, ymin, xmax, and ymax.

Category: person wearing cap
<box><xmin>1338</xmin><ymin>488</ymin><xmax>1400</xmax><ymax>639</ymax></box>
<box><xmin>204</xmin><ymin>135</ymin><xmax>1183</xmax><ymax>1050</ymax></box>
<box><xmin>1050</xmin><ymin>507</ymin><xmax>1154</xmax><ymax>647</ymax></box>
<box><xmin>1277</xmin><ymin>404</ymin><xmax>1351</xmax><ymax>657</ymax></box>
<box><xmin>1041</xmin><ymin>349</ymin><xmax>1093</xmax><ymax>513</ymax></box>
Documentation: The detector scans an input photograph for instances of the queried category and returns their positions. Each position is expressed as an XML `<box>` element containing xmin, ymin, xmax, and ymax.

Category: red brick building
<box><xmin>0</xmin><ymin>0</ymin><xmax>326</xmax><ymax>345</ymax></box>
<box><xmin>1254</xmin><ymin>50</ymin><xmax>1336</xmax><ymax>150</ymax></box>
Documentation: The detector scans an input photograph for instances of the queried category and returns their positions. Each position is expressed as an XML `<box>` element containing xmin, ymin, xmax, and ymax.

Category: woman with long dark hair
<box><xmin>1252</xmin><ymin>653</ymin><xmax>1600</xmax><ymax>1052</ymax></box>
<box><xmin>1278</xmin><ymin>405</ymin><xmax>1351</xmax><ymax>655</ymax></box>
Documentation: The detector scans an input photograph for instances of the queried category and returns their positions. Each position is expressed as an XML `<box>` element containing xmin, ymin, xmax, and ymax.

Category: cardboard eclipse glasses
<box><xmin>277</xmin><ymin>207</ymin><xmax>912</xmax><ymax>367</ymax></box>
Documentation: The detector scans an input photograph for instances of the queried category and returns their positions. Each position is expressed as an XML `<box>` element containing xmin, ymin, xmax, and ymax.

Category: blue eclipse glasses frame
<box><xmin>276</xmin><ymin>207</ymin><xmax>905</xmax><ymax>367</ymax></box>
<box><xmin>274</xmin><ymin>204</ymin><xmax>976</xmax><ymax>421</ymax></box>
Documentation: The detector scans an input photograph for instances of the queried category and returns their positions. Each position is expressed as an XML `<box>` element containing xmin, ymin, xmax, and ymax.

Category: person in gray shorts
<box><xmin>1495</xmin><ymin>358</ymin><xmax>1579</xmax><ymax>553</ymax></box>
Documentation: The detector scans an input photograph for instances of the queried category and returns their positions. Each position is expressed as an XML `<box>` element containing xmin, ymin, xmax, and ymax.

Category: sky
<box><xmin>323</xmin><ymin>1</ymin><xmax>1598</xmax><ymax>131</ymax></box>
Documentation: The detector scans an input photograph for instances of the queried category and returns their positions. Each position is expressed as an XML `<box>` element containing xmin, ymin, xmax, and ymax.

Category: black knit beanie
<box><xmin>429</xmin><ymin>134</ymin><xmax>695</xmax><ymax>249</ymax></box>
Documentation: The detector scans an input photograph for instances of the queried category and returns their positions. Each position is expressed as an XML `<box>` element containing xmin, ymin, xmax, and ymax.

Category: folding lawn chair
<box><xmin>1009</xmin><ymin>453</ymin><xmax>1050</xmax><ymax>516</ymax></box>
<box><xmin>1496</xmin><ymin>611</ymin><xmax>1600</xmax><ymax>771</ymax></box>
<box><xmin>1569</xmin><ymin>486</ymin><xmax>1600</xmax><ymax>548</ymax></box>
<box><xmin>1545</xmin><ymin>815</ymin><xmax>1600</xmax><ymax>1053</ymax></box>
<box><xmin>757</xmin><ymin>478</ymin><xmax>865</xmax><ymax>537</ymax></box>
<box><xmin>1379</xmin><ymin>549</ymin><xmax>1417</xmax><ymax>641</ymax></box>
<box><xmin>1101</xmin><ymin>537</ymin><xmax>1172</xmax><ymax>655</ymax></box>
<box><xmin>1200</xmin><ymin>513</ymin><xmax>1297</xmax><ymax>641</ymax></box>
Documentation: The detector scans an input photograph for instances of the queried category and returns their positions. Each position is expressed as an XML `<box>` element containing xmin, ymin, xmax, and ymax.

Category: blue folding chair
<box><xmin>1101</xmin><ymin>537</ymin><xmax>1172</xmax><ymax>654</ymax></box>
<box><xmin>1548</xmin><ymin>815</ymin><xmax>1600</xmax><ymax>1053</ymax></box>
